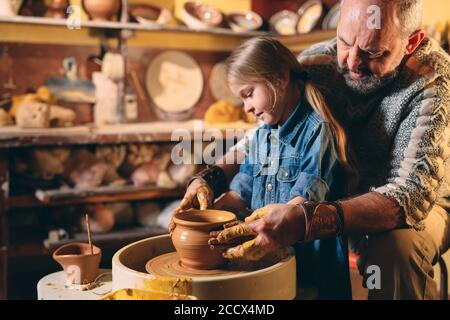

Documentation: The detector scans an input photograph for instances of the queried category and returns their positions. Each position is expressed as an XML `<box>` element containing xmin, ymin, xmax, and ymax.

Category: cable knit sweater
<box><xmin>296</xmin><ymin>37</ymin><xmax>450</xmax><ymax>230</ymax></box>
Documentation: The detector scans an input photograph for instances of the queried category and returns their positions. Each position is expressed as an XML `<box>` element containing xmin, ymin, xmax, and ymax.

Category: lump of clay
<box><xmin>121</xmin><ymin>144</ymin><xmax>159</xmax><ymax>176</ymax></box>
<box><xmin>49</xmin><ymin>105</ymin><xmax>76</xmax><ymax>127</ymax></box>
<box><xmin>29</xmin><ymin>148</ymin><xmax>71</xmax><ymax>180</ymax></box>
<box><xmin>82</xmin><ymin>204</ymin><xmax>115</xmax><ymax>234</ymax></box>
<box><xmin>0</xmin><ymin>109</ymin><xmax>13</xmax><ymax>127</ymax></box>
<box><xmin>80</xmin><ymin>202</ymin><xmax>134</xmax><ymax>234</ymax></box>
<box><xmin>95</xmin><ymin>145</ymin><xmax>127</xmax><ymax>185</ymax></box>
<box><xmin>16</xmin><ymin>102</ymin><xmax>50</xmax><ymax>128</ymax></box>
<box><xmin>64</xmin><ymin>149</ymin><xmax>109</xmax><ymax>189</ymax></box>
<box><xmin>130</xmin><ymin>147</ymin><xmax>173</xmax><ymax>187</ymax></box>
<box><xmin>10</xmin><ymin>86</ymin><xmax>56</xmax><ymax>119</ymax></box>
<box><xmin>131</xmin><ymin>161</ymin><xmax>159</xmax><ymax>187</ymax></box>
<box><xmin>204</xmin><ymin>100</ymin><xmax>244</xmax><ymax>124</ymax></box>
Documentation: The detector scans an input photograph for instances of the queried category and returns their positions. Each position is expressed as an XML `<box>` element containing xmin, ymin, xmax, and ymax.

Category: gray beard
<box><xmin>336</xmin><ymin>63</ymin><xmax>400</xmax><ymax>96</ymax></box>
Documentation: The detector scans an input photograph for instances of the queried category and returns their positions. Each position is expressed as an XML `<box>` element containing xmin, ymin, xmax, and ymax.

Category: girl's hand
<box><xmin>209</xmin><ymin>204</ymin><xmax>306</xmax><ymax>261</ymax></box>
<box><xmin>212</xmin><ymin>191</ymin><xmax>249</xmax><ymax>216</ymax></box>
<box><xmin>168</xmin><ymin>179</ymin><xmax>213</xmax><ymax>234</ymax></box>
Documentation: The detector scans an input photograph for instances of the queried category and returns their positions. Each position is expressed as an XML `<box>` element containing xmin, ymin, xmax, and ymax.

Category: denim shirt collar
<box><xmin>263</xmin><ymin>96</ymin><xmax>311</xmax><ymax>145</ymax></box>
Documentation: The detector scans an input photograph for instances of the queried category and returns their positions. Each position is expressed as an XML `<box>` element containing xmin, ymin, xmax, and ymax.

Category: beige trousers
<box><xmin>351</xmin><ymin>205</ymin><xmax>450</xmax><ymax>300</ymax></box>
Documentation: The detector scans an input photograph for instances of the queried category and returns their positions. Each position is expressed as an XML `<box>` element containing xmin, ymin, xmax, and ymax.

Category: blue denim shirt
<box><xmin>229</xmin><ymin>98</ymin><xmax>351</xmax><ymax>299</ymax></box>
<box><xmin>230</xmin><ymin>97</ymin><xmax>342</xmax><ymax>210</ymax></box>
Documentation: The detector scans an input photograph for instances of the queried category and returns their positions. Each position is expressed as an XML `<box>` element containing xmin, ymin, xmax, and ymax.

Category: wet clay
<box><xmin>171</xmin><ymin>209</ymin><xmax>236</xmax><ymax>270</ymax></box>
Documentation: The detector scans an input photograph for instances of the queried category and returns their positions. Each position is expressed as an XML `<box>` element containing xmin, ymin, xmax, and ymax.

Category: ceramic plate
<box><xmin>296</xmin><ymin>0</ymin><xmax>324</xmax><ymax>34</ymax></box>
<box><xmin>227</xmin><ymin>10</ymin><xmax>263</xmax><ymax>32</ymax></box>
<box><xmin>145</xmin><ymin>51</ymin><xmax>204</xmax><ymax>114</ymax></box>
<box><xmin>322</xmin><ymin>3</ymin><xmax>341</xmax><ymax>30</ymax></box>
<box><xmin>209</xmin><ymin>61</ymin><xmax>241</xmax><ymax>105</ymax></box>
<box><xmin>269</xmin><ymin>10</ymin><xmax>299</xmax><ymax>36</ymax></box>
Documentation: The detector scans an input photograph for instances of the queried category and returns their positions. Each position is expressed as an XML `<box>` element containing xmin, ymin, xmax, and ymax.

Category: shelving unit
<box><xmin>0</xmin><ymin>15</ymin><xmax>336</xmax><ymax>51</ymax></box>
<box><xmin>0</xmin><ymin>4</ymin><xmax>338</xmax><ymax>299</ymax></box>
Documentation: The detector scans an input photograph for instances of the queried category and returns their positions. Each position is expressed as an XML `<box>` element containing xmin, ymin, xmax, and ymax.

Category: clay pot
<box><xmin>46</xmin><ymin>0</ymin><xmax>69</xmax><ymax>19</ymax></box>
<box><xmin>83</xmin><ymin>0</ymin><xmax>120</xmax><ymax>21</ymax></box>
<box><xmin>53</xmin><ymin>242</ymin><xmax>102</xmax><ymax>285</ymax></box>
<box><xmin>172</xmin><ymin>209</ymin><xmax>236</xmax><ymax>270</ymax></box>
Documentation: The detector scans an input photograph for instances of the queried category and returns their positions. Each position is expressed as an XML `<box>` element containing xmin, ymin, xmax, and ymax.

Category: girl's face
<box><xmin>228</xmin><ymin>75</ymin><xmax>284</xmax><ymax>126</ymax></box>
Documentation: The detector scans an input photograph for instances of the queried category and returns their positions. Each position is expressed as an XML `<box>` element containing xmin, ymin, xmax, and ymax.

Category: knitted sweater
<box><xmin>298</xmin><ymin>37</ymin><xmax>450</xmax><ymax>230</ymax></box>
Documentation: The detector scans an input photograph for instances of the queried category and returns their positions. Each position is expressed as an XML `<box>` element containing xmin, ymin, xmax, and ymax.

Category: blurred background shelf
<box><xmin>0</xmin><ymin>121</ymin><xmax>253</xmax><ymax>148</ymax></box>
<box><xmin>8</xmin><ymin>185</ymin><xmax>184</xmax><ymax>209</ymax></box>
<box><xmin>9</xmin><ymin>225</ymin><xmax>166</xmax><ymax>258</ymax></box>
<box><xmin>0</xmin><ymin>16</ymin><xmax>336</xmax><ymax>51</ymax></box>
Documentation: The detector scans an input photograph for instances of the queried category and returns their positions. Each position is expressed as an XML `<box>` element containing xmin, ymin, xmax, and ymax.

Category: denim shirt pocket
<box><xmin>251</xmin><ymin>163</ymin><xmax>265</xmax><ymax>209</ymax></box>
<box><xmin>276</xmin><ymin>157</ymin><xmax>301</xmax><ymax>203</ymax></box>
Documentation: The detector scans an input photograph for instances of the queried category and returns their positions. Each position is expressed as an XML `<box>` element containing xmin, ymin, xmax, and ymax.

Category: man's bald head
<box><xmin>336</xmin><ymin>0</ymin><xmax>425</xmax><ymax>95</ymax></box>
<box><xmin>341</xmin><ymin>0</ymin><xmax>423</xmax><ymax>36</ymax></box>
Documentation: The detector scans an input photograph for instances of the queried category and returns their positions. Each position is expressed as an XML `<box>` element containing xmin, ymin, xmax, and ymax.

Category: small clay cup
<box><xmin>53</xmin><ymin>242</ymin><xmax>102</xmax><ymax>285</ymax></box>
<box><xmin>172</xmin><ymin>209</ymin><xmax>236</xmax><ymax>270</ymax></box>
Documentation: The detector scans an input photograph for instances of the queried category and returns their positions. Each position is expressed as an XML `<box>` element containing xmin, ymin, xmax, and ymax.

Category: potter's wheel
<box><xmin>145</xmin><ymin>252</ymin><xmax>243</xmax><ymax>277</ymax></box>
<box><xmin>112</xmin><ymin>235</ymin><xmax>297</xmax><ymax>300</ymax></box>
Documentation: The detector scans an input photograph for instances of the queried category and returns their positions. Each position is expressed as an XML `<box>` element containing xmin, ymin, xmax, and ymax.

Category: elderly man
<box><xmin>174</xmin><ymin>0</ymin><xmax>450</xmax><ymax>299</ymax></box>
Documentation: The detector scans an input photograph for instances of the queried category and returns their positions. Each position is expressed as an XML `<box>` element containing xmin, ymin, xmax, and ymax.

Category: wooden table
<box><xmin>37</xmin><ymin>269</ymin><xmax>112</xmax><ymax>300</ymax></box>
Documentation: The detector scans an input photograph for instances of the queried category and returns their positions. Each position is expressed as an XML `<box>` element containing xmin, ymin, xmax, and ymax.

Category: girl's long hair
<box><xmin>226</xmin><ymin>36</ymin><xmax>359</xmax><ymax>192</ymax></box>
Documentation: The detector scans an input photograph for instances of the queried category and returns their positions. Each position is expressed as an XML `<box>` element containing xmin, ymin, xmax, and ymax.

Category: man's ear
<box><xmin>405</xmin><ymin>30</ymin><xmax>425</xmax><ymax>54</ymax></box>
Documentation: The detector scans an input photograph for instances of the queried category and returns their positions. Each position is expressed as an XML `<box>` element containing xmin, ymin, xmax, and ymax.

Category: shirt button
<box><xmin>284</xmin><ymin>172</ymin><xmax>289</xmax><ymax>178</ymax></box>
<box><xmin>267</xmin><ymin>183</ymin><xmax>273</xmax><ymax>191</ymax></box>
<box><xmin>270</xmin><ymin>136</ymin><xmax>277</xmax><ymax>144</ymax></box>
<box><xmin>269</xmin><ymin>160</ymin><xmax>274</xmax><ymax>166</ymax></box>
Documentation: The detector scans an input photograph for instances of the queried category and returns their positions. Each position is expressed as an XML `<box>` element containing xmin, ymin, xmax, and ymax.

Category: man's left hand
<box><xmin>209</xmin><ymin>203</ymin><xmax>306</xmax><ymax>261</ymax></box>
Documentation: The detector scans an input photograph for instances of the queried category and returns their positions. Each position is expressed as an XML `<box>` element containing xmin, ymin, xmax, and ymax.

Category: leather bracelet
<box><xmin>297</xmin><ymin>201</ymin><xmax>345</xmax><ymax>242</ymax></box>
<box><xmin>187</xmin><ymin>165</ymin><xmax>228</xmax><ymax>199</ymax></box>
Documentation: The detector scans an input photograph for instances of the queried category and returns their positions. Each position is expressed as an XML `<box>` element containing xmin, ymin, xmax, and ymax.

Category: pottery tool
<box><xmin>85</xmin><ymin>214</ymin><xmax>94</xmax><ymax>255</ymax></box>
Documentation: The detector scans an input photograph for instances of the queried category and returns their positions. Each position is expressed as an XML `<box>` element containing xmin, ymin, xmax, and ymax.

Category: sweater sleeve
<box><xmin>374</xmin><ymin>76</ymin><xmax>450</xmax><ymax>229</ymax></box>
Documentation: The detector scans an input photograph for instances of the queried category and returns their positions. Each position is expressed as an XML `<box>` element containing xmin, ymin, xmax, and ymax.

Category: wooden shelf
<box><xmin>0</xmin><ymin>121</ymin><xmax>254</xmax><ymax>148</ymax></box>
<box><xmin>0</xmin><ymin>16</ymin><xmax>336</xmax><ymax>51</ymax></box>
<box><xmin>9</xmin><ymin>225</ymin><xmax>166</xmax><ymax>258</ymax></box>
<box><xmin>8</xmin><ymin>185</ymin><xmax>184</xmax><ymax>209</ymax></box>
<box><xmin>0</xmin><ymin>15</ymin><xmax>268</xmax><ymax>37</ymax></box>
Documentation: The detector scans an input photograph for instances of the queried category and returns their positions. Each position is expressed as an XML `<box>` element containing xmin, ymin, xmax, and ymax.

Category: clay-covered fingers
<box><xmin>197</xmin><ymin>185</ymin><xmax>212</xmax><ymax>210</ymax></box>
<box><xmin>208</xmin><ymin>223</ymin><xmax>256</xmax><ymax>245</ymax></box>
<box><xmin>244</xmin><ymin>208</ymin><xmax>269</xmax><ymax>223</ymax></box>
<box><xmin>222</xmin><ymin>237</ymin><xmax>270</xmax><ymax>261</ymax></box>
<box><xmin>174</xmin><ymin>194</ymin><xmax>194</xmax><ymax>214</ymax></box>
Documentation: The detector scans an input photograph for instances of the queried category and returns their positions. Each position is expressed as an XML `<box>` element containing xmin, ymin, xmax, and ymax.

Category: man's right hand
<box><xmin>168</xmin><ymin>179</ymin><xmax>213</xmax><ymax>233</ymax></box>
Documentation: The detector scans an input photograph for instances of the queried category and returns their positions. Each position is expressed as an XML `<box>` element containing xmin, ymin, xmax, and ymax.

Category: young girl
<box><xmin>213</xmin><ymin>36</ymin><xmax>358</xmax><ymax>299</ymax></box>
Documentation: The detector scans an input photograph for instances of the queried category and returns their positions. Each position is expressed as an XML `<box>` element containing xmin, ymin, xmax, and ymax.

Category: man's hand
<box><xmin>209</xmin><ymin>204</ymin><xmax>306</xmax><ymax>261</ymax></box>
<box><xmin>168</xmin><ymin>179</ymin><xmax>213</xmax><ymax>233</ymax></box>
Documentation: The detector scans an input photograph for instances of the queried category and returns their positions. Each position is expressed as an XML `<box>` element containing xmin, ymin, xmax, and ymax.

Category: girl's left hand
<box><xmin>209</xmin><ymin>203</ymin><xmax>306</xmax><ymax>261</ymax></box>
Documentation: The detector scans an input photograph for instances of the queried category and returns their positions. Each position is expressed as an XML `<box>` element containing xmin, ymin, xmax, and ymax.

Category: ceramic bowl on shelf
<box><xmin>269</xmin><ymin>10</ymin><xmax>299</xmax><ymax>36</ymax></box>
<box><xmin>227</xmin><ymin>10</ymin><xmax>263</xmax><ymax>32</ymax></box>
<box><xmin>321</xmin><ymin>2</ymin><xmax>340</xmax><ymax>30</ymax></box>
<box><xmin>83</xmin><ymin>0</ymin><xmax>120</xmax><ymax>21</ymax></box>
<box><xmin>296</xmin><ymin>0</ymin><xmax>324</xmax><ymax>34</ymax></box>
<box><xmin>129</xmin><ymin>3</ymin><xmax>173</xmax><ymax>26</ymax></box>
<box><xmin>181</xmin><ymin>1</ymin><xmax>223</xmax><ymax>30</ymax></box>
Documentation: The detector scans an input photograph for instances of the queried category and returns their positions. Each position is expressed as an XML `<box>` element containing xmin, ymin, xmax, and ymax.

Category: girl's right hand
<box><xmin>168</xmin><ymin>179</ymin><xmax>213</xmax><ymax>233</ymax></box>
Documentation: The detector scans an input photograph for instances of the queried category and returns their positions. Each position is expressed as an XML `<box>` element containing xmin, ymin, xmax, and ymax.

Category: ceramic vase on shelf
<box><xmin>83</xmin><ymin>0</ymin><xmax>120</xmax><ymax>21</ymax></box>
<box><xmin>46</xmin><ymin>0</ymin><xmax>69</xmax><ymax>18</ymax></box>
